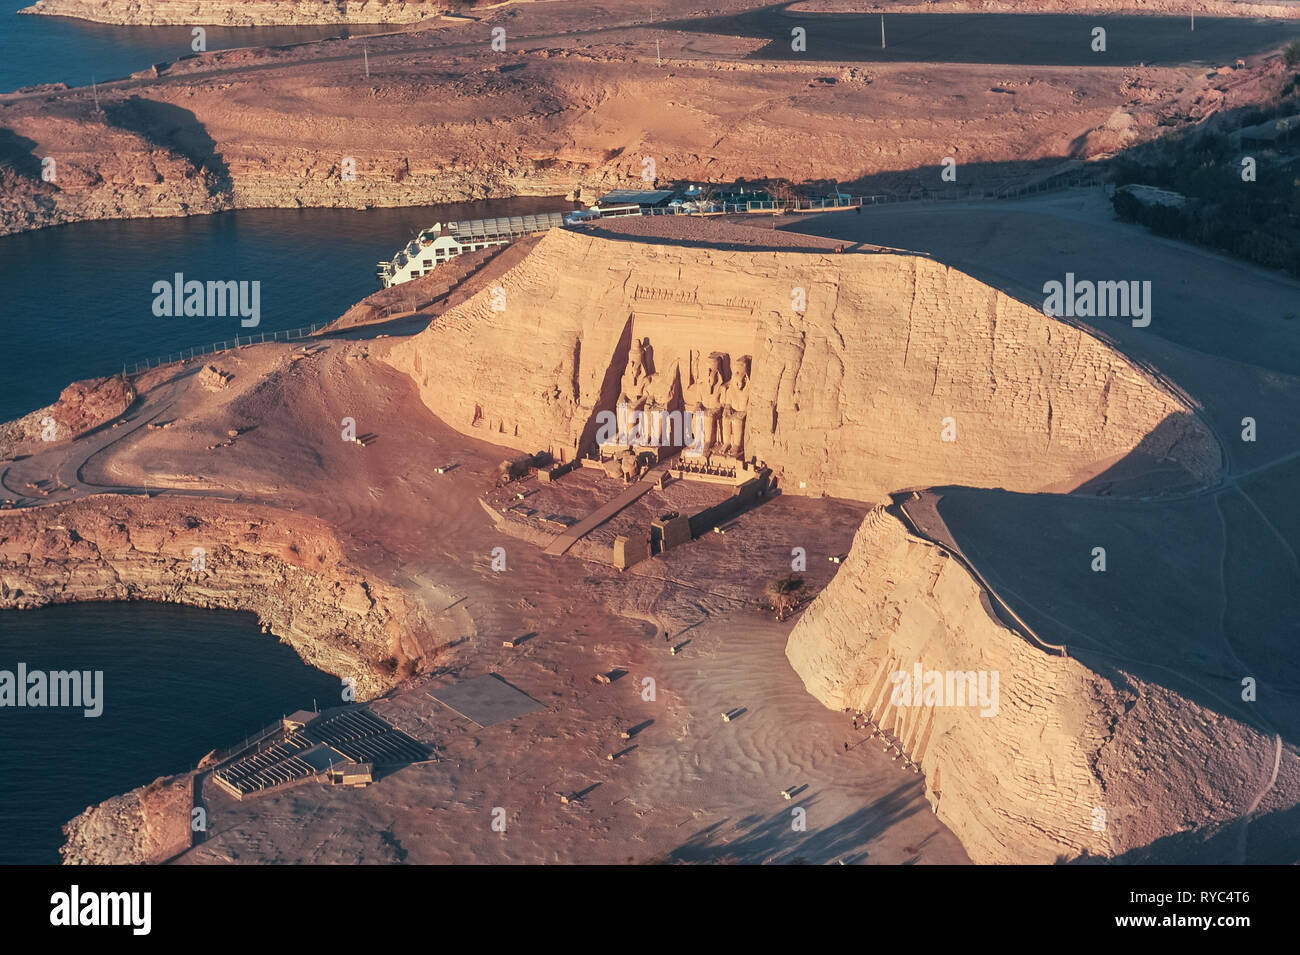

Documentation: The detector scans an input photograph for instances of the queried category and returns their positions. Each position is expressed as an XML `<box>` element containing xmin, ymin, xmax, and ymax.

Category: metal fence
<box><xmin>121</xmin><ymin>323</ymin><xmax>321</xmax><ymax>376</ymax></box>
<box><xmin>642</xmin><ymin>199</ymin><xmax>867</xmax><ymax>216</ymax></box>
<box><xmin>207</xmin><ymin>718</ymin><xmax>289</xmax><ymax>768</ymax></box>
<box><xmin>862</xmin><ymin>175</ymin><xmax>1104</xmax><ymax>204</ymax></box>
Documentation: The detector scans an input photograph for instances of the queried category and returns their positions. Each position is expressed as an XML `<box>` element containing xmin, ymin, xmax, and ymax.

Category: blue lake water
<box><xmin>0</xmin><ymin>602</ymin><xmax>343</xmax><ymax>864</ymax></box>
<box><xmin>0</xmin><ymin>11</ymin><xmax>569</xmax><ymax>859</ymax></box>
<box><xmin>0</xmin><ymin>197</ymin><xmax>567</xmax><ymax>422</ymax></box>
<box><xmin>673</xmin><ymin>9</ymin><xmax>1300</xmax><ymax>66</ymax></box>
<box><xmin>0</xmin><ymin>0</ymin><xmax>384</xmax><ymax>93</ymax></box>
<box><xmin>0</xmin><ymin>196</ymin><xmax>564</xmax><ymax>862</ymax></box>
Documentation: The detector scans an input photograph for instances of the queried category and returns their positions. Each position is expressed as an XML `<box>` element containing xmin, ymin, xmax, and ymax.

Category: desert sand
<box><xmin>4</xmin><ymin>0</ymin><xmax>1300</xmax><ymax>866</ymax></box>
<box><xmin>3</xmin><ymin>202</ymin><xmax>1294</xmax><ymax>864</ymax></box>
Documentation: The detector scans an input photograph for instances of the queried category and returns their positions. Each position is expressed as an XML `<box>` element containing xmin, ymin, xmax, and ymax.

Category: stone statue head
<box><xmin>628</xmin><ymin>337</ymin><xmax>645</xmax><ymax>368</ymax></box>
<box><xmin>705</xmin><ymin>352</ymin><xmax>725</xmax><ymax>388</ymax></box>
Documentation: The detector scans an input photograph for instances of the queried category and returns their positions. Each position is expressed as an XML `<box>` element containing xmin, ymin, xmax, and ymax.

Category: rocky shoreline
<box><xmin>0</xmin><ymin>491</ymin><xmax>444</xmax><ymax>863</ymax></box>
<box><xmin>61</xmin><ymin>773</ymin><xmax>194</xmax><ymax>865</ymax></box>
<box><xmin>0</xmin><ymin>133</ymin><xmax>584</xmax><ymax>238</ymax></box>
<box><xmin>19</xmin><ymin>0</ymin><xmax>436</xmax><ymax>27</ymax></box>
<box><xmin>0</xmin><ymin>495</ymin><xmax>430</xmax><ymax>700</ymax></box>
<box><xmin>24</xmin><ymin>0</ymin><xmax>1300</xmax><ymax>26</ymax></box>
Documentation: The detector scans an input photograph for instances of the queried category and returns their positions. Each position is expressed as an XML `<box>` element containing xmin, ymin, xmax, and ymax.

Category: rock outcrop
<box><xmin>385</xmin><ymin>228</ymin><xmax>1219</xmax><ymax>500</ymax></box>
<box><xmin>19</xmin><ymin>0</ymin><xmax>435</xmax><ymax>26</ymax></box>
<box><xmin>0</xmin><ymin>107</ymin><xmax>231</xmax><ymax>237</ymax></box>
<box><xmin>0</xmin><ymin>375</ymin><xmax>136</xmax><ymax>459</ymax></box>
<box><xmin>0</xmin><ymin>496</ymin><xmax>421</xmax><ymax>698</ymax></box>
<box><xmin>786</xmin><ymin>505</ymin><xmax>1277</xmax><ymax>864</ymax></box>
<box><xmin>198</xmin><ymin>364</ymin><xmax>234</xmax><ymax>391</ymax></box>
<box><xmin>61</xmin><ymin>773</ymin><xmax>193</xmax><ymax>865</ymax></box>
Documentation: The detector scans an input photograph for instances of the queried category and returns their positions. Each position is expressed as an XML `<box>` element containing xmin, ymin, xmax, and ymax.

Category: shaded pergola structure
<box><xmin>212</xmin><ymin>706</ymin><xmax>431</xmax><ymax>800</ymax></box>
<box><xmin>427</xmin><ymin>673</ymin><xmax>545</xmax><ymax>727</ymax></box>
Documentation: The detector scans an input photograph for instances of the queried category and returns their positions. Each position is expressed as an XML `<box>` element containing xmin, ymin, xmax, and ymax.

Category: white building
<box><xmin>377</xmin><ymin>212</ymin><xmax>567</xmax><ymax>287</ymax></box>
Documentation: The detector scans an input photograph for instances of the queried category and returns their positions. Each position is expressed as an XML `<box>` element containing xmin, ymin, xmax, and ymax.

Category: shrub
<box><xmin>764</xmin><ymin>574</ymin><xmax>806</xmax><ymax>622</ymax></box>
<box><xmin>1112</xmin><ymin>189</ymin><xmax>1142</xmax><ymax>222</ymax></box>
<box><xmin>1284</xmin><ymin>39</ymin><xmax>1300</xmax><ymax>69</ymax></box>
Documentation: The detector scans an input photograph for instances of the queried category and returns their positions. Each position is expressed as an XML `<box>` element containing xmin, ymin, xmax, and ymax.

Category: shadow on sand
<box><xmin>664</xmin><ymin>783</ymin><xmax>926</xmax><ymax>864</ymax></box>
<box><xmin>103</xmin><ymin>96</ymin><xmax>233</xmax><ymax>194</ymax></box>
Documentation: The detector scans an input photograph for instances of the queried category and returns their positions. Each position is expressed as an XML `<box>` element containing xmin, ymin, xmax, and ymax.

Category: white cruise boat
<box><xmin>376</xmin><ymin>212</ymin><xmax>569</xmax><ymax>288</ymax></box>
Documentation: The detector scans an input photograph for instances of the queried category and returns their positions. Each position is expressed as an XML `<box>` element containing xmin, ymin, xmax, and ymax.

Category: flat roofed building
<box><xmin>328</xmin><ymin>762</ymin><xmax>374</xmax><ymax>787</ymax></box>
<box><xmin>1236</xmin><ymin>114</ymin><xmax>1297</xmax><ymax>148</ymax></box>
<box><xmin>594</xmin><ymin>189</ymin><xmax>677</xmax><ymax>209</ymax></box>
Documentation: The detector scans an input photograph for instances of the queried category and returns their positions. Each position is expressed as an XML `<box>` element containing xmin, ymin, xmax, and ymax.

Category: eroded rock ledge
<box><xmin>19</xmin><ymin>0</ymin><xmax>434</xmax><ymax>26</ymax></box>
<box><xmin>0</xmin><ymin>495</ymin><xmax>425</xmax><ymax>699</ymax></box>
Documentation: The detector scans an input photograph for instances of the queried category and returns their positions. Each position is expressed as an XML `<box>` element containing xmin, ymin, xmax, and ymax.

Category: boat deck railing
<box><xmin>449</xmin><ymin>211</ymin><xmax>568</xmax><ymax>242</ymax></box>
<box><xmin>379</xmin><ymin>212</ymin><xmax>567</xmax><ymax>280</ymax></box>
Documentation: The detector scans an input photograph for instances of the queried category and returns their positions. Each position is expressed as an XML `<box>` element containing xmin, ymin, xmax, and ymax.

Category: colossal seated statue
<box><xmin>616</xmin><ymin>338</ymin><xmax>654</xmax><ymax>444</ymax></box>
<box><xmin>643</xmin><ymin>358</ymin><xmax>681</xmax><ymax>448</ymax></box>
<box><xmin>721</xmin><ymin>354</ymin><xmax>751</xmax><ymax>460</ymax></box>
<box><xmin>684</xmin><ymin>351</ymin><xmax>727</xmax><ymax>456</ymax></box>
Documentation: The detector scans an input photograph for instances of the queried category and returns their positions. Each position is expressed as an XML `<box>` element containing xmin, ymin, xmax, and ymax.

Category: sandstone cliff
<box><xmin>786</xmin><ymin>505</ymin><xmax>1277</xmax><ymax>864</ymax></box>
<box><xmin>1</xmin><ymin>28</ymin><xmax>1233</xmax><ymax>237</ymax></box>
<box><xmin>385</xmin><ymin>228</ymin><xmax>1219</xmax><ymax>501</ymax></box>
<box><xmin>19</xmin><ymin>0</ymin><xmax>435</xmax><ymax>26</ymax></box>
<box><xmin>0</xmin><ymin>105</ymin><xmax>232</xmax><ymax>236</ymax></box>
<box><xmin>0</xmin><ymin>496</ymin><xmax>421</xmax><ymax>698</ymax></box>
<box><xmin>0</xmin><ymin>96</ymin><xmax>577</xmax><ymax>237</ymax></box>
